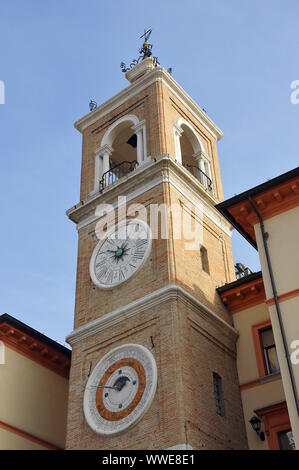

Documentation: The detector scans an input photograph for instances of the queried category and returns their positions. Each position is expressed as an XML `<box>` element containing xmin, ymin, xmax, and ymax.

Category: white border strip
<box><xmin>69</xmin><ymin>155</ymin><xmax>232</xmax><ymax>238</ymax></box>
<box><xmin>65</xmin><ymin>284</ymin><xmax>238</xmax><ymax>346</ymax></box>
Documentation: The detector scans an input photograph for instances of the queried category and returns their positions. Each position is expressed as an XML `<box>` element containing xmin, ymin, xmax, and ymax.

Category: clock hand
<box><xmin>113</xmin><ymin>376</ymin><xmax>130</xmax><ymax>391</ymax></box>
<box><xmin>90</xmin><ymin>385</ymin><xmax>118</xmax><ymax>390</ymax></box>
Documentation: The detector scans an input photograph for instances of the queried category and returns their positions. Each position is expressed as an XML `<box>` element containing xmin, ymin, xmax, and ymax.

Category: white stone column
<box><xmin>132</xmin><ymin>120</ymin><xmax>146</xmax><ymax>164</ymax></box>
<box><xmin>192</xmin><ymin>151</ymin><xmax>205</xmax><ymax>186</ymax></box>
<box><xmin>101</xmin><ymin>144</ymin><xmax>113</xmax><ymax>189</ymax></box>
<box><xmin>92</xmin><ymin>144</ymin><xmax>113</xmax><ymax>193</ymax></box>
<box><xmin>173</xmin><ymin>123</ymin><xmax>183</xmax><ymax>164</ymax></box>
<box><xmin>93</xmin><ymin>148</ymin><xmax>103</xmax><ymax>193</ymax></box>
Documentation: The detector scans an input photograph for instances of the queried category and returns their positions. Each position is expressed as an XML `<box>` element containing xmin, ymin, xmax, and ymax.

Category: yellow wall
<box><xmin>241</xmin><ymin>380</ymin><xmax>286</xmax><ymax>450</ymax></box>
<box><xmin>0</xmin><ymin>428</ymin><xmax>47</xmax><ymax>450</ymax></box>
<box><xmin>256</xmin><ymin>206</ymin><xmax>299</xmax><ymax>298</ymax></box>
<box><xmin>233</xmin><ymin>302</ymin><xmax>286</xmax><ymax>449</ymax></box>
<box><xmin>233</xmin><ymin>303</ymin><xmax>270</xmax><ymax>384</ymax></box>
<box><xmin>0</xmin><ymin>345</ymin><xmax>69</xmax><ymax>449</ymax></box>
<box><xmin>254</xmin><ymin>205</ymin><xmax>299</xmax><ymax>449</ymax></box>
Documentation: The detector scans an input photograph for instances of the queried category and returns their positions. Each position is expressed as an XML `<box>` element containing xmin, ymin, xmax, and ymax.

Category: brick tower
<box><xmin>65</xmin><ymin>40</ymin><xmax>248</xmax><ymax>450</ymax></box>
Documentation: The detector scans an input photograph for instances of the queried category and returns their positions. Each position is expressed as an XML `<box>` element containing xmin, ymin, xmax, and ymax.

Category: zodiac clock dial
<box><xmin>83</xmin><ymin>344</ymin><xmax>157</xmax><ymax>436</ymax></box>
<box><xmin>89</xmin><ymin>219</ymin><xmax>152</xmax><ymax>289</ymax></box>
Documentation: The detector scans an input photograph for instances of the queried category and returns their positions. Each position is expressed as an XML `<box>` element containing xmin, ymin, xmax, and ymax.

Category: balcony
<box><xmin>99</xmin><ymin>160</ymin><xmax>139</xmax><ymax>192</ymax></box>
<box><xmin>98</xmin><ymin>158</ymin><xmax>212</xmax><ymax>194</ymax></box>
<box><xmin>183</xmin><ymin>163</ymin><xmax>212</xmax><ymax>192</ymax></box>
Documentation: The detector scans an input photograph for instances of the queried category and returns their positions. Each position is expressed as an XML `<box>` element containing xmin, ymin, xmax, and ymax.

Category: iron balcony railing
<box><xmin>183</xmin><ymin>163</ymin><xmax>212</xmax><ymax>191</ymax></box>
<box><xmin>99</xmin><ymin>160</ymin><xmax>139</xmax><ymax>192</ymax></box>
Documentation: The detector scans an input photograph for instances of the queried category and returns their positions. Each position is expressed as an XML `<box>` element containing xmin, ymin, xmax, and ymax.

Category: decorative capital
<box><xmin>173</xmin><ymin>122</ymin><xmax>184</xmax><ymax>137</ymax></box>
<box><xmin>193</xmin><ymin>150</ymin><xmax>210</xmax><ymax>162</ymax></box>
<box><xmin>94</xmin><ymin>144</ymin><xmax>113</xmax><ymax>157</ymax></box>
<box><xmin>131</xmin><ymin>119</ymin><xmax>146</xmax><ymax>133</ymax></box>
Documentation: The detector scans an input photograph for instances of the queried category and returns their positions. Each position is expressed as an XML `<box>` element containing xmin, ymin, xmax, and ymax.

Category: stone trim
<box><xmin>65</xmin><ymin>283</ymin><xmax>238</xmax><ymax>346</ymax></box>
<box><xmin>74</xmin><ymin>67</ymin><xmax>223</xmax><ymax>141</ymax></box>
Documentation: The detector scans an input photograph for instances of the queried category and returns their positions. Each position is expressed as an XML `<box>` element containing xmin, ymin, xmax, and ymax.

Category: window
<box><xmin>252</xmin><ymin>320</ymin><xmax>280</xmax><ymax>377</ymax></box>
<box><xmin>213</xmin><ymin>372</ymin><xmax>226</xmax><ymax>418</ymax></box>
<box><xmin>200</xmin><ymin>245</ymin><xmax>210</xmax><ymax>274</ymax></box>
<box><xmin>260</xmin><ymin>328</ymin><xmax>280</xmax><ymax>375</ymax></box>
<box><xmin>278</xmin><ymin>429</ymin><xmax>295</xmax><ymax>450</ymax></box>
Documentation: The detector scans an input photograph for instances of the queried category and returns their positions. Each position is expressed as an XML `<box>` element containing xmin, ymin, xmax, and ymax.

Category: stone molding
<box><xmin>65</xmin><ymin>283</ymin><xmax>238</xmax><ymax>346</ymax></box>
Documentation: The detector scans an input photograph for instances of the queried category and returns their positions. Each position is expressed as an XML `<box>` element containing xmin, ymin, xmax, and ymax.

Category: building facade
<box><xmin>0</xmin><ymin>314</ymin><xmax>71</xmax><ymax>450</ymax></box>
<box><xmin>216</xmin><ymin>168</ymin><xmax>299</xmax><ymax>450</ymax></box>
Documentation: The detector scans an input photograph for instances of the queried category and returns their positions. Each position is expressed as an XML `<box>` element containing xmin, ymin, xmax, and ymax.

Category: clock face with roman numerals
<box><xmin>90</xmin><ymin>219</ymin><xmax>152</xmax><ymax>289</ymax></box>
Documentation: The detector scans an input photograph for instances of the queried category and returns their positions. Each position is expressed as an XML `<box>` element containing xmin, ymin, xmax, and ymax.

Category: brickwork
<box><xmin>78</xmin><ymin>74</ymin><xmax>223</xmax><ymax>202</ymax></box>
<box><xmin>66</xmin><ymin>66</ymin><xmax>247</xmax><ymax>449</ymax></box>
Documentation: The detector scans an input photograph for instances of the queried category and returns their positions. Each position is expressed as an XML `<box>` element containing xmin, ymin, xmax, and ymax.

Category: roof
<box><xmin>217</xmin><ymin>272</ymin><xmax>265</xmax><ymax>314</ymax></box>
<box><xmin>0</xmin><ymin>313</ymin><xmax>71</xmax><ymax>378</ymax></box>
<box><xmin>217</xmin><ymin>271</ymin><xmax>263</xmax><ymax>294</ymax></box>
<box><xmin>215</xmin><ymin>167</ymin><xmax>299</xmax><ymax>249</ymax></box>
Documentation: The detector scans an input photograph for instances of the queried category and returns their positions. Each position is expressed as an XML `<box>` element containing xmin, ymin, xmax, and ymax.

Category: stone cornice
<box><xmin>65</xmin><ymin>284</ymin><xmax>238</xmax><ymax>346</ymax></box>
<box><xmin>74</xmin><ymin>66</ymin><xmax>223</xmax><ymax>141</ymax></box>
<box><xmin>0</xmin><ymin>321</ymin><xmax>71</xmax><ymax>378</ymax></box>
<box><xmin>218</xmin><ymin>275</ymin><xmax>266</xmax><ymax>314</ymax></box>
<box><xmin>216</xmin><ymin>168</ymin><xmax>299</xmax><ymax>248</ymax></box>
<box><xmin>230</xmin><ymin>177</ymin><xmax>299</xmax><ymax>240</ymax></box>
<box><xmin>65</xmin><ymin>155</ymin><xmax>232</xmax><ymax>237</ymax></box>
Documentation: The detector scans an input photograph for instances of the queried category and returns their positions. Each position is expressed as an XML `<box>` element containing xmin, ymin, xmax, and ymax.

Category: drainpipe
<box><xmin>248</xmin><ymin>196</ymin><xmax>299</xmax><ymax>416</ymax></box>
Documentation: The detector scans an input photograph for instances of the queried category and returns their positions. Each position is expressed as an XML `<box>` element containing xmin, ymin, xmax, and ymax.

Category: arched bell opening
<box><xmin>93</xmin><ymin>115</ymin><xmax>147</xmax><ymax>193</ymax></box>
<box><xmin>180</xmin><ymin>128</ymin><xmax>198</xmax><ymax>168</ymax></box>
<box><xmin>110</xmin><ymin>123</ymin><xmax>138</xmax><ymax>167</ymax></box>
<box><xmin>174</xmin><ymin>119</ymin><xmax>213</xmax><ymax>193</ymax></box>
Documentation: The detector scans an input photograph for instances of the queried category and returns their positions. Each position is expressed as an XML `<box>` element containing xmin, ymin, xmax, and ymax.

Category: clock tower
<box><xmin>65</xmin><ymin>38</ymin><xmax>248</xmax><ymax>450</ymax></box>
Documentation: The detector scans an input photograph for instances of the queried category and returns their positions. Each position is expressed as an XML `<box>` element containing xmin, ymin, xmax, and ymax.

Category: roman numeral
<box><xmin>136</xmin><ymin>239</ymin><xmax>148</xmax><ymax>248</ymax></box>
<box><xmin>107</xmin><ymin>270</ymin><xmax>114</xmax><ymax>284</ymax></box>
<box><xmin>132</xmin><ymin>252</ymin><xmax>144</xmax><ymax>260</ymax></box>
<box><xmin>96</xmin><ymin>265</ymin><xmax>108</xmax><ymax>279</ymax></box>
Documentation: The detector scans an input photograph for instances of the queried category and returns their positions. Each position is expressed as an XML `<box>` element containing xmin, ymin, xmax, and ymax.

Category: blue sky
<box><xmin>0</xmin><ymin>0</ymin><xmax>298</xmax><ymax>346</ymax></box>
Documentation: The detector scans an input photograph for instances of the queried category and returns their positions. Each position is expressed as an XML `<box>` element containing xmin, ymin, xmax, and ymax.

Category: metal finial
<box><xmin>89</xmin><ymin>100</ymin><xmax>97</xmax><ymax>111</ymax></box>
<box><xmin>120</xmin><ymin>28</ymin><xmax>159</xmax><ymax>73</ymax></box>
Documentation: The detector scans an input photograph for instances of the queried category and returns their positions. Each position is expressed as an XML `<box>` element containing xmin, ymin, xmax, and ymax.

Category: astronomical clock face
<box><xmin>89</xmin><ymin>219</ymin><xmax>152</xmax><ymax>289</ymax></box>
<box><xmin>83</xmin><ymin>344</ymin><xmax>157</xmax><ymax>436</ymax></box>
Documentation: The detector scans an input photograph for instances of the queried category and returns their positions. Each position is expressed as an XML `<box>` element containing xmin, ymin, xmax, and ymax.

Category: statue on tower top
<box><xmin>120</xmin><ymin>28</ymin><xmax>159</xmax><ymax>73</ymax></box>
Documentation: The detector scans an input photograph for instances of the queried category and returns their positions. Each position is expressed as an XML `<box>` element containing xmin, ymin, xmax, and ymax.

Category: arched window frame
<box><xmin>173</xmin><ymin>118</ymin><xmax>212</xmax><ymax>191</ymax></box>
<box><xmin>92</xmin><ymin>114</ymin><xmax>147</xmax><ymax>193</ymax></box>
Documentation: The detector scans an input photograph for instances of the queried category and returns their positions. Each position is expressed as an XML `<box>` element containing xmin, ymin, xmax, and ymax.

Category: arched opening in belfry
<box><xmin>180</xmin><ymin>128</ymin><xmax>197</xmax><ymax>168</ymax></box>
<box><xmin>110</xmin><ymin>122</ymin><xmax>138</xmax><ymax>167</ymax></box>
<box><xmin>177</xmin><ymin>121</ymin><xmax>212</xmax><ymax>192</ymax></box>
<box><xmin>96</xmin><ymin>114</ymin><xmax>147</xmax><ymax>192</ymax></box>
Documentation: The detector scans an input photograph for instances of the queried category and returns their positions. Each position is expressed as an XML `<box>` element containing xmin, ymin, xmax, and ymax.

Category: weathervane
<box><xmin>120</xmin><ymin>28</ymin><xmax>159</xmax><ymax>73</ymax></box>
<box><xmin>139</xmin><ymin>28</ymin><xmax>153</xmax><ymax>59</ymax></box>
